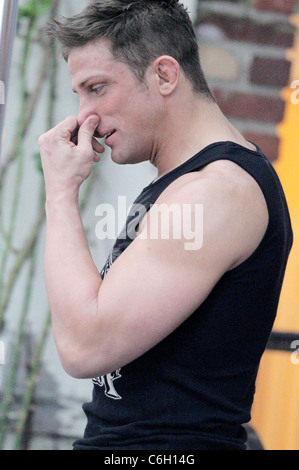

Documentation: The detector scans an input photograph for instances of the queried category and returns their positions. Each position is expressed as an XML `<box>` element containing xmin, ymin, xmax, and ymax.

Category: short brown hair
<box><xmin>47</xmin><ymin>0</ymin><xmax>213</xmax><ymax>98</ymax></box>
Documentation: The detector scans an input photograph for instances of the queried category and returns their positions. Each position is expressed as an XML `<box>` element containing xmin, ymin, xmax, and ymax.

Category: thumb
<box><xmin>77</xmin><ymin>115</ymin><xmax>100</xmax><ymax>152</ymax></box>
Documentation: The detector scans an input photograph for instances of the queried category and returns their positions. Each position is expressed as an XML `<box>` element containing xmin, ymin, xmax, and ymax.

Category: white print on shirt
<box><xmin>93</xmin><ymin>370</ymin><xmax>122</xmax><ymax>400</ymax></box>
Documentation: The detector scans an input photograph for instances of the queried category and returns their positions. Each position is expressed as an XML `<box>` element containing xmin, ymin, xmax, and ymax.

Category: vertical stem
<box><xmin>0</xmin><ymin>190</ymin><xmax>46</xmax><ymax>322</ymax></box>
<box><xmin>13</xmin><ymin>0</ymin><xmax>61</xmax><ymax>449</ymax></box>
<box><xmin>0</xmin><ymin>244</ymin><xmax>38</xmax><ymax>449</ymax></box>
<box><xmin>0</xmin><ymin>14</ymin><xmax>37</xmax><ymax>328</ymax></box>
<box><xmin>1</xmin><ymin>0</ymin><xmax>99</xmax><ymax>450</ymax></box>
<box><xmin>13</xmin><ymin>312</ymin><xmax>52</xmax><ymax>450</ymax></box>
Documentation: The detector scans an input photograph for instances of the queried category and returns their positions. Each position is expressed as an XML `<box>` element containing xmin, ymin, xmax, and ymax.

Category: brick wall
<box><xmin>195</xmin><ymin>0</ymin><xmax>299</xmax><ymax>162</ymax></box>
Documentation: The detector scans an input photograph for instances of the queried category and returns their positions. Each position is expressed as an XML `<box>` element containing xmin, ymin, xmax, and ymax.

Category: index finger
<box><xmin>53</xmin><ymin>115</ymin><xmax>79</xmax><ymax>141</ymax></box>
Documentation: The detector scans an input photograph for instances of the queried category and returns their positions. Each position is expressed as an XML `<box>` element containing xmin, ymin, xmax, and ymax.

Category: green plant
<box><xmin>0</xmin><ymin>0</ymin><xmax>98</xmax><ymax>450</ymax></box>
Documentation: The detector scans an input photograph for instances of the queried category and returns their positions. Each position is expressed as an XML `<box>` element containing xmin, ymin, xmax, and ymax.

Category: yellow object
<box><xmin>250</xmin><ymin>15</ymin><xmax>299</xmax><ymax>450</ymax></box>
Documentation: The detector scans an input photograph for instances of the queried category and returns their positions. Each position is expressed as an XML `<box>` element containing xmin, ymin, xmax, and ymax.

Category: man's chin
<box><xmin>109</xmin><ymin>145</ymin><xmax>150</xmax><ymax>165</ymax></box>
<box><xmin>110</xmin><ymin>151</ymin><xmax>138</xmax><ymax>166</ymax></box>
<box><xmin>110</xmin><ymin>152</ymin><xmax>126</xmax><ymax>165</ymax></box>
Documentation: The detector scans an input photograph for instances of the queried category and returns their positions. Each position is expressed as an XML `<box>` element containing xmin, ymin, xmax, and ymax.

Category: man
<box><xmin>38</xmin><ymin>0</ymin><xmax>293</xmax><ymax>450</ymax></box>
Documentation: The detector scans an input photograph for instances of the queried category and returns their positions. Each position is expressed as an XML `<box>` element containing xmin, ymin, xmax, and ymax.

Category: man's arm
<box><xmin>39</xmin><ymin>115</ymin><xmax>105</xmax><ymax>373</ymax></box>
<box><xmin>39</xmin><ymin>117</ymin><xmax>268</xmax><ymax>379</ymax></box>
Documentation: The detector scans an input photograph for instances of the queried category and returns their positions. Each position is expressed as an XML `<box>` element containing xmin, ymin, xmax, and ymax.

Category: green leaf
<box><xmin>33</xmin><ymin>152</ymin><xmax>44</xmax><ymax>175</ymax></box>
<box><xmin>18</xmin><ymin>0</ymin><xmax>51</xmax><ymax>19</ymax></box>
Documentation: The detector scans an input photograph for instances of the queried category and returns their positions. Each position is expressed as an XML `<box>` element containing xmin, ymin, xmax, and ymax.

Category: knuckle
<box><xmin>61</xmin><ymin>129</ymin><xmax>71</xmax><ymax>140</ymax></box>
<box><xmin>66</xmin><ymin>114</ymin><xmax>77</xmax><ymax>121</ymax></box>
<box><xmin>38</xmin><ymin>129</ymin><xmax>55</xmax><ymax>152</ymax></box>
<box><xmin>64</xmin><ymin>115</ymin><xmax>78</xmax><ymax>127</ymax></box>
<box><xmin>38</xmin><ymin>132</ymin><xmax>48</xmax><ymax>147</ymax></box>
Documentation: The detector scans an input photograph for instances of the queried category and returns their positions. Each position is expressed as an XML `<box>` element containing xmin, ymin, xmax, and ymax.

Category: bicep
<box><xmin>93</xmin><ymin>201</ymin><xmax>232</xmax><ymax>376</ymax></box>
<box><xmin>96</xmin><ymin>236</ymin><xmax>219</xmax><ymax>375</ymax></box>
<box><xmin>80</xmin><ymin>173</ymin><xmax>268</xmax><ymax>378</ymax></box>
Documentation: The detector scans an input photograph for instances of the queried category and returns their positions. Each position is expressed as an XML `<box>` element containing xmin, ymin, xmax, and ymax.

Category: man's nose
<box><xmin>77</xmin><ymin>103</ymin><xmax>100</xmax><ymax>128</ymax></box>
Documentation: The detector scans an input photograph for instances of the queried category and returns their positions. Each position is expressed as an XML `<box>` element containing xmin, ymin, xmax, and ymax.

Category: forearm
<box><xmin>38</xmin><ymin>114</ymin><xmax>106</xmax><ymax>375</ymax></box>
<box><xmin>45</xmin><ymin>190</ymin><xmax>102</xmax><ymax>360</ymax></box>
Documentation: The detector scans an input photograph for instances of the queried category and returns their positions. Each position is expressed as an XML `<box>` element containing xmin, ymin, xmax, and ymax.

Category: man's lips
<box><xmin>104</xmin><ymin>130</ymin><xmax>116</xmax><ymax>145</ymax></box>
<box><xmin>94</xmin><ymin>129</ymin><xmax>116</xmax><ymax>139</ymax></box>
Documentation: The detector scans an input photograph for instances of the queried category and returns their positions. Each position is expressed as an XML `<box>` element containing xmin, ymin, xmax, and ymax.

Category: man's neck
<box><xmin>152</xmin><ymin>97</ymin><xmax>255</xmax><ymax>181</ymax></box>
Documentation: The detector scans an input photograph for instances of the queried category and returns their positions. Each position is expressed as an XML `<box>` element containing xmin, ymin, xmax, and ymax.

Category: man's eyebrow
<box><xmin>72</xmin><ymin>75</ymin><xmax>107</xmax><ymax>94</ymax></box>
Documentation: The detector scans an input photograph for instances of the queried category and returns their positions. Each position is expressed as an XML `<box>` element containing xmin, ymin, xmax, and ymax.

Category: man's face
<box><xmin>69</xmin><ymin>40</ymin><xmax>162</xmax><ymax>165</ymax></box>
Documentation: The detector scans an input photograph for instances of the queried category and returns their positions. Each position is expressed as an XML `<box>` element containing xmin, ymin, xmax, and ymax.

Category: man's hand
<box><xmin>38</xmin><ymin>115</ymin><xmax>104</xmax><ymax>197</ymax></box>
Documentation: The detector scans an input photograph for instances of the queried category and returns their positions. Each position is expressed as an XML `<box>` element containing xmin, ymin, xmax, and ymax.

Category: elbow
<box><xmin>61</xmin><ymin>357</ymin><xmax>92</xmax><ymax>380</ymax></box>
<box><xmin>59</xmin><ymin>348</ymin><xmax>91</xmax><ymax>379</ymax></box>
<box><xmin>56</xmin><ymin>341</ymin><xmax>112</xmax><ymax>380</ymax></box>
<box><xmin>59</xmin><ymin>351</ymin><xmax>98</xmax><ymax>380</ymax></box>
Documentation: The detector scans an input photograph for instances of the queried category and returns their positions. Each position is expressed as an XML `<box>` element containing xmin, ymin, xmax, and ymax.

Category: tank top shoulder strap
<box><xmin>140</xmin><ymin>141</ymin><xmax>267</xmax><ymax>205</ymax></box>
<box><xmin>138</xmin><ymin>141</ymin><xmax>291</xmax><ymax>235</ymax></box>
<box><xmin>106</xmin><ymin>141</ymin><xmax>292</xmax><ymax>276</ymax></box>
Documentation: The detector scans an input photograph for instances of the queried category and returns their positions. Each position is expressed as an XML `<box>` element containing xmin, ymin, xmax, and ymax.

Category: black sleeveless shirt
<box><xmin>73</xmin><ymin>142</ymin><xmax>293</xmax><ymax>450</ymax></box>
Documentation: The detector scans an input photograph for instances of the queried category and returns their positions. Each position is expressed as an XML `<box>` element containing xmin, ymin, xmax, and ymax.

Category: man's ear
<box><xmin>154</xmin><ymin>56</ymin><xmax>180</xmax><ymax>96</ymax></box>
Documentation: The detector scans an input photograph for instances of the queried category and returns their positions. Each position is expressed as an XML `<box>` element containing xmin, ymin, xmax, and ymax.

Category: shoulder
<box><xmin>142</xmin><ymin>159</ymin><xmax>269</xmax><ymax>270</ymax></box>
<box><xmin>156</xmin><ymin>159</ymin><xmax>264</xmax><ymax>204</ymax></box>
